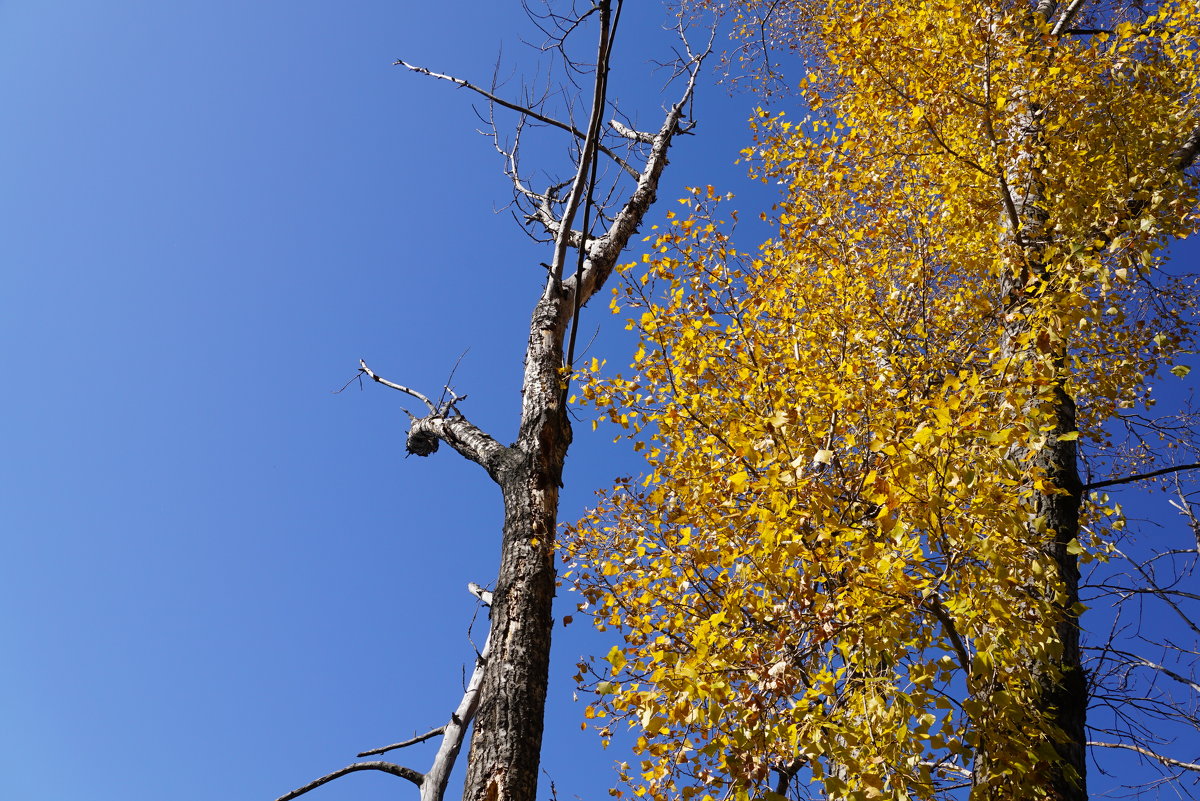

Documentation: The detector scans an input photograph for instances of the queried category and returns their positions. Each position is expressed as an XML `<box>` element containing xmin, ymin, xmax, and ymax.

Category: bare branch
<box><xmin>549</xmin><ymin>0</ymin><xmax>614</xmax><ymax>287</ymax></box>
<box><xmin>1132</xmin><ymin>658</ymin><xmax>1200</xmax><ymax>695</ymax></box>
<box><xmin>422</xmin><ymin>607</ymin><xmax>494</xmax><ymax>801</ymax></box>
<box><xmin>1083</xmin><ymin>463</ymin><xmax>1200</xmax><ymax>492</ymax></box>
<box><xmin>357</xmin><ymin>360</ymin><xmax>510</xmax><ymax>477</ymax></box>
<box><xmin>359</xmin><ymin>360</ymin><xmax>437</xmax><ymax>415</ymax></box>
<box><xmin>275</xmin><ymin>761</ymin><xmax>423</xmax><ymax>801</ymax></box>
<box><xmin>358</xmin><ymin>727</ymin><xmax>447</xmax><ymax>758</ymax></box>
<box><xmin>609</xmin><ymin>119</ymin><xmax>654</xmax><ymax>143</ymax></box>
<box><xmin>567</xmin><ymin>37</ymin><xmax>711</xmax><ymax>312</ymax></box>
<box><xmin>395</xmin><ymin>58</ymin><xmax>638</xmax><ymax>179</ymax></box>
<box><xmin>1088</xmin><ymin>741</ymin><xmax>1200</xmax><ymax>773</ymax></box>
<box><xmin>469</xmin><ymin>582</ymin><xmax>494</xmax><ymax>606</ymax></box>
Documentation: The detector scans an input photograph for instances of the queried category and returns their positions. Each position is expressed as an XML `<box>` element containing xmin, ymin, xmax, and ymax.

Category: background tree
<box><xmin>569</xmin><ymin>0</ymin><xmax>1200</xmax><ymax>798</ymax></box>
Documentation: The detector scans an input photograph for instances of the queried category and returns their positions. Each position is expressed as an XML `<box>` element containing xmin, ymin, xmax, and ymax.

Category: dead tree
<box><xmin>278</xmin><ymin>3</ymin><xmax>709</xmax><ymax>801</ymax></box>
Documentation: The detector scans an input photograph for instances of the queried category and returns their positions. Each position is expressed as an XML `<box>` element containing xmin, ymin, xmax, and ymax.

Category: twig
<box><xmin>358</xmin><ymin>727</ymin><xmax>447</xmax><ymax>758</ymax></box>
<box><xmin>1083</xmin><ymin>463</ymin><xmax>1200</xmax><ymax>492</ymax></box>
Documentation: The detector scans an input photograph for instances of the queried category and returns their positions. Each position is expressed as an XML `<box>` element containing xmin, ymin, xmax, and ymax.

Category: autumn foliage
<box><xmin>566</xmin><ymin>1</ymin><xmax>1199</xmax><ymax>799</ymax></box>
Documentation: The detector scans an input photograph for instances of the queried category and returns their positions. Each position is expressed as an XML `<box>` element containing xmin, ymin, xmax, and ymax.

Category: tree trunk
<box><xmin>1031</xmin><ymin>386</ymin><xmax>1086</xmax><ymax>800</ymax></box>
<box><xmin>462</xmin><ymin>288</ymin><xmax>572</xmax><ymax>801</ymax></box>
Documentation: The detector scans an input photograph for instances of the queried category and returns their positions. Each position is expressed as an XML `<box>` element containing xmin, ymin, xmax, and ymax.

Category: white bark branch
<box><xmin>609</xmin><ymin>119</ymin><xmax>654</xmax><ymax>143</ymax></box>
<box><xmin>406</xmin><ymin>414</ymin><xmax>512</xmax><ymax>482</ymax></box>
<box><xmin>566</xmin><ymin>47</ymin><xmax>707</xmax><ymax>313</ymax></box>
<box><xmin>359</xmin><ymin>360</ymin><xmax>436</xmax><ymax>415</ymax></box>
<box><xmin>357</xmin><ymin>360</ymin><xmax>510</xmax><ymax>478</ymax></box>
<box><xmin>1131</xmin><ymin>658</ymin><xmax>1200</xmax><ymax>695</ymax></box>
<box><xmin>1088</xmin><ymin>741</ymin><xmax>1200</xmax><ymax>773</ymax></box>
<box><xmin>421</xmin><ymin>619</ymin><xmax>494</xmax><ymax>801</ymax></box>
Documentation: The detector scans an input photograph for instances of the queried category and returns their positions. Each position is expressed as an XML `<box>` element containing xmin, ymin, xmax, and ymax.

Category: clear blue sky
<box><xmin>2</xmin><ymin>4</ymin><xmax>1196</xmax><ymax>801</ymax></box>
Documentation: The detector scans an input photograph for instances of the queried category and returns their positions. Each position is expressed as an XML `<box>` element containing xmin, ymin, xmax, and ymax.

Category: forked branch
<box><xmin>394</xmin><ymin>59</ymin><xmax>638</xmax><ymax>179</ymax></box>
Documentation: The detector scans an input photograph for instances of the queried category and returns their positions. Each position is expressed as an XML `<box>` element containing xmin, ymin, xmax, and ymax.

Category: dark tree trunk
<box><xmin>462</xmin><ymin>289</ymin><xmax>572</xmax><ymax>801</ymax></box>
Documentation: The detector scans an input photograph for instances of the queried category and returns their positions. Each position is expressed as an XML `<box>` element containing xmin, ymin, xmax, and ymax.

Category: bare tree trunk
<box><xmin>461</xmin><ymin>288</ymin><xmax>571</xmax><ymax>801</ymax></box>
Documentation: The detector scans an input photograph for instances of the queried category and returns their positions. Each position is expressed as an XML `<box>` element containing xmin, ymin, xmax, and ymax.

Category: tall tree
<box><xmin>569</xmin><ymin>1</ymin><xmax>1200</xmax><ymax>798</ymax></box>
<box><xmin>278</xmin><ymin>4</ymin><xmax>708</xmax><ymax>801</ymax></box>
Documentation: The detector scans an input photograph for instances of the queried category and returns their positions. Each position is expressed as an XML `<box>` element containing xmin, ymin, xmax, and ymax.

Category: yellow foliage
<box><xmin>566</xmin><ymin>1</ymin><xmax>1199</xmax><ymax>799</ymax></box>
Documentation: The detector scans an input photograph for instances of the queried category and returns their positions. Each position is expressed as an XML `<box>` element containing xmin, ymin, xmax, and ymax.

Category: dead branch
<box><xmin>395</xmin><ymin>58</ymin><xmax>638</xmax><ymax>179</ymax></box>
<box><xmin>274</xmin><ymin>761</ymin><xmax>424</xmax><ymax>801</ymax></box>
<box><xmin>358</xmin><ymin>727</ymin><xmax>447</xmax><ymax>758</ymax></box>
<box><xmin>359</xmin><ymin>360</ymin><xmax>437</xmax><ymax>415</ymax></box>
<box><xmin>421</xmin><ymin>620</ymin><xmax>493</xmax><ymax>801</ymax></box>
<box><xmin>469</xmin><ymin>582</ymin><xmax>495</xmax><ymax>605</ymax></box>
<box><xmin>609</xmin><ymin>119</ymin><xmax>654</xmax><ymax>143</ymax></box>
<box><xmin>1088</xmin><ymin>741</ymin><xmax>1200</xmax><ymax>773</ymax></box>
<box><xmin>549</xmin><ymin>0</ymin><xmax>614</xmax><ymax>286</ymax></box>
<box><xmin>1083</xmin><ymin>463</ymin><xmax>1200</xmax><ymax>492</ymax></box>
<box><xmin>358</xmin><ymin>360</ymin><xmax>511</xmax><ymax>479</ymax></box>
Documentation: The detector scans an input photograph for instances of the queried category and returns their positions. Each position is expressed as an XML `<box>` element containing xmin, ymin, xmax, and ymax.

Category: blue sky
<box><xmin>2</xmin><ymin>3</ymin><xmax>1197</xmax><ymax>801</ymax></box>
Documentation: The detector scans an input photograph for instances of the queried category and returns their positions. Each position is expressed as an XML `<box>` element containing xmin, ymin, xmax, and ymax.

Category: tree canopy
<box><xmin>567</xmin><ymin>1</ymin><xmax>1200</xmax><ymax>798</ymax></box>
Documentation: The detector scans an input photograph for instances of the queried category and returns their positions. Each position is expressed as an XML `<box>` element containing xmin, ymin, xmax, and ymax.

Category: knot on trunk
<box><xmin>407</xmin><ymin>426</ymin><xmax>440</xmax><ymax>457</ymax></box>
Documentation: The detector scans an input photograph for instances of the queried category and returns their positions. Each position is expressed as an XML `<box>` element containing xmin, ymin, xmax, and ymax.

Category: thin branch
<box><xmin>275</xmin><ymin>761</ymin><xmax>424</xmax><ymax>801</ymax></box>
<box><xmin>358</xmin><ymin>727</ymin><xmax>447</xmax><ymax>758</ymax></box>
<box><xmin>550</xmin><ymin>0</ymin><xmax>613</xmax><ymax>286</ymax></box>
<box><xmin>421</xmin><ymin>601</ymin><xmax>495</xmax><ymax>801</ymax></box>
<box><xmin>1132</xmin><ymin>658</ymin><xmax>1200</xmax><ymax>695</ymax></box>
<box><xmin>1088</xmin><ymin>741</ymin><xmax>1200</xmax><ymax>773</ymax></box>
<box><xmin>395</xmin><ymin>59</ymin><xmax>638</xmax><ymax>179</ymax></box>
<box><xmin>359</xmin><ymin>360</ymin><xmax>437</xmax><ymax>414</ymax></box>
<box><xmin>926</xmin><ymin>594</ymin><xmax>973</xmax><ymax>680</ymax></box>
<box><xmin>1083</xmin><ymin>463</ymin><xmax>1200</xmax><ymax>492</ymax></box>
